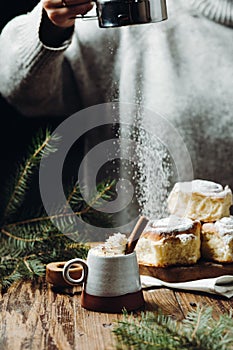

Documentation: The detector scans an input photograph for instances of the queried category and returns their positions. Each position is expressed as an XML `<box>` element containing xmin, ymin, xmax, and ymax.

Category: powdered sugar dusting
<box><xmin>173</xmin><ymin>179</ymin><xmax>231</xmax><ymax>198</ymax></box>
<box><xmin>118</xmin><ymin>119</ymin><xmax>173</xmax><ymax>222</ymax></box>
<box><xmin>134</xmin><ymin>125</ymin><xmax>173</xmax><ymax>218</ymax></box>
<box><xmin>147</xmin><ymin>215</ymin><xmax>194</xmax><ymax>233</ymax></box>
<box><xmin>215</xmin><ymin>216</ymin><xmax>233</xmax><ymax>236</ymax></box>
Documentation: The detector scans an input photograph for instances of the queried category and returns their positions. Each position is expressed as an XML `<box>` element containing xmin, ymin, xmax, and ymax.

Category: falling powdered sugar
<box><xmin>118</xmin><ymin>113</ymin><xmax>174</xmax><ymax>222</ymax></box>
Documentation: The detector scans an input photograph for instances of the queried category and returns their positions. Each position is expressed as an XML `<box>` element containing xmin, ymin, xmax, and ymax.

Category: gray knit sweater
<box><xmin>0</xmin><ymin>0</ymin><xmax>233</xmax><ymax>215</ymax></box>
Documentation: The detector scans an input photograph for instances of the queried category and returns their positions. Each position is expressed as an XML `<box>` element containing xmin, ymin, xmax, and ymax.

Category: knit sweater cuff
<box><xmin>13</xmin><ymin>2</ymin><xmax>73</xmax><ymax>73</ymax></box>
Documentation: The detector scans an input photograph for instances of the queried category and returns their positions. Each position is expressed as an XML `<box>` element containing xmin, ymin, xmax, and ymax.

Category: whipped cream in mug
<box><xmin>92</xmin><ymin>233</ymin><xmax>128</xmax><ymax>256</ymax></box>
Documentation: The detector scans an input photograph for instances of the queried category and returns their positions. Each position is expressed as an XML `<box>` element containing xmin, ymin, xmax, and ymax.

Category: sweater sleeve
<box><xmin>0</xmin><ymin>2</ymin><xmax>80</xmax><ymax>117</ymax></box>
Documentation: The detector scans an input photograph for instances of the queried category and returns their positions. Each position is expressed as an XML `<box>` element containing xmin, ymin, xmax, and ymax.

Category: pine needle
<box><xmin>113</xmin><ymin>306</ymin><xmax>233</xmax><ymax>350</ymax></box>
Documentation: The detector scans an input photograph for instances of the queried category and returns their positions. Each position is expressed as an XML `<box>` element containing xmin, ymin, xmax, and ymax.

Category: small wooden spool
<box><xmin>46</xmin><ymin>261</ymin><xmax>83</xmax><ymax>288</ymax></box>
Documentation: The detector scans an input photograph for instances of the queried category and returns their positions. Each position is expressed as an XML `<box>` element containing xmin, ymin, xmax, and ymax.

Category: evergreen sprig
<box><xmin>2</xmin><ymin>129</ymin><xmax>60</xmax><ymax>221</ymax></box>
<box><xmin>113</xmin><ymin>306</ymin><xmax>233</xmax><ymax>350</ymax></box>
<box><xmin>0</xmin><ymin>128</ymin><xmax>116</xmax><ymax>291</ymax></box>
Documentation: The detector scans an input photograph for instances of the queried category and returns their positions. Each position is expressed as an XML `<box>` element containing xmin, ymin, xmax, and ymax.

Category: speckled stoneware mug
<box><xmin>62</xmin><ymin>249</ymin><xmax>144</xmax><ymax>313</ymax></box>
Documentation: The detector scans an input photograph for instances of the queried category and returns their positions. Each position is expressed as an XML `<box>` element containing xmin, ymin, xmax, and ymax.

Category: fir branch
<box><xmin>23</xmin><ymin>256</ymin><xmax>45</xmax><ymax>277</ymax></box>
<box><xmin>89</xmin><ymin>180</ymin><xmax>116</xmax><ymax>208</ymax></box>
<box><xmin>3</xmin><ymin>212</ymin><xmax>83</xmax><ymax>228</ymax></box>
<box><xmin>0</xmin><ymin>128</ymin><xmax>116</xmax><ymax>290</ymax></box>
<box><xmin>3</xmin><ymin>129</ymin><xmax>60</xmax><ymax>220</ymax></box>
<box><xmin>3</xmin><ymin>181</ymin><xmax>115</xmax><ymax>228</ymax></box>
<box><xmin>113</xmin><ymin>306</ymin><xmax>233</xmax><ymax>350</ymax></box>
<box><xmin>190</xmin><ymin>305</ymin><xmax>204</xmax><ymax>340</ymax></box>
<box><xmin>0</xmin><ymin>260</ymin><xmax>22</xmax><ymax>290</ymax></box>
<box><xmin>23</xmin><ymin>256</ymin><xmax>33</xmax><ymax>273</ymax></box>
<box><xmin>0</xmin><ymin>178</ymin><xmax>115</xmax><ymax>285</ymax></box>
<box><xmin>66</xmin><ymin>180</ymin><xmax>82</xmax><ymax>206</ymax></box>
<box><xmin>1</xmin><ymin>228</ymin><xmax>45</xmax><ymax>242</ymax></box>
<box><xmin>2</xmin><ymin>180</ymin><xmax>115</xmax><ymax>233</ymax></box>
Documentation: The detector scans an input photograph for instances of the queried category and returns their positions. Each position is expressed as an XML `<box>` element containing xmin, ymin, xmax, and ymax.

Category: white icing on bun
<box><xmin>173</xmin><ymin>179</ymin><xmax>229</xmax><ymax>198</ymax></box>
<box><xmin>168</xmin><ymin>179</ymin><xmax>232</xmax><ymax>222</ymax></box>
<box><xmin>215</xmin><ymin>216</ymin><xmax>233</xmax><ymax>236</ymax></box>
<box><xmin>149</xmin><ymin>216</ymin><xmax>194</xmax><ymax>233</ymax></box>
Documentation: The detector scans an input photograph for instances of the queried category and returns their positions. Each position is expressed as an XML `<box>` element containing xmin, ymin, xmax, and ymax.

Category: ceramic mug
<box><xmin>62</xmin><ymin>248</ymin><xmax>145</xmax><ymax>313</ymax></box>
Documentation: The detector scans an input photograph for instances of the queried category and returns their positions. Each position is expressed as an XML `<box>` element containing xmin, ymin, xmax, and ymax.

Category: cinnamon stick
<box><xmin>126</xmin><ymin>216</ymin><xmax>149</xmax><ymax>254</ymax></box>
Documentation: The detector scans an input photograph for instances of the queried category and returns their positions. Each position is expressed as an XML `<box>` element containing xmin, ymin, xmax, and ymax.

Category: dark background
<box><xmin>0</xmin><ymin>1</ymin><xmax>63</xmax><ymax>186</ymax></box>
<box><xmin>0</xmin><ymin>1</ymin><xmax>71</xmax><ymax>223</ymax></box>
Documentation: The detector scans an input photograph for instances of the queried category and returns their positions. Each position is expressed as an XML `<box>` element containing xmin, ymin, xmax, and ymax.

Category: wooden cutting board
<box><xmin>139</xmin><ymin>260</ymin><xmax>233</xmax><ymax>283</ymax></box>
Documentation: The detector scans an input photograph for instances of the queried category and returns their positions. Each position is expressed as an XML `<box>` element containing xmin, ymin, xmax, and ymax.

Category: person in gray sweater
<box><xmin>0</xmin><ymin>0</ymin><xmax>232</xmax><ymax>223</ymax></box>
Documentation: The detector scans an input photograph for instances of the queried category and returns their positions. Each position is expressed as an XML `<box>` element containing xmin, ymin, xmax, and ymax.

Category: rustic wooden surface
<box><xmin>1</xmin><ymin>277</ymin><xmax>233</xmax><ymax>350</ymax></box>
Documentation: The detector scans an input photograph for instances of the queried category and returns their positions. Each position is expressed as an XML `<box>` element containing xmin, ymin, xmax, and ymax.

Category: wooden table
<box><xmin>1</xmin><ymin>277</ymin><xmax>233</xmax><ymax>350</ymax></box>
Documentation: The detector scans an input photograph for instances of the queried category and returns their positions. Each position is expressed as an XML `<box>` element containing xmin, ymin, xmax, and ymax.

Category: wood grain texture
<box><xmin>175</xmin><ymin>291</ymin><xmax>233</xmax><ymax>319</ymax></box>
<box><xmin>1</xmin><ymin>278</ymin><xmax>233</xmax><ymax>350</ymax></box>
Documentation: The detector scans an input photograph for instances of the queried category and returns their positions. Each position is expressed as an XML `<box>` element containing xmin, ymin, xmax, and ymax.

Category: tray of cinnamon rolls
<box><xmin>136</xmin><ymin>179</ymin><xmax>233</xmax><ymax>282</ymax></box>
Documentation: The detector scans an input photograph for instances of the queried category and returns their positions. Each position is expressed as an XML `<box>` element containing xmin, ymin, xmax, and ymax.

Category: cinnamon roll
<box><xmin>201</xmin><ymin>216</ymin><xmax>233</xmax><ymax>263</ymax></box>
<box><xmin>135</xmin><ymin>216</ymin><xmax>201</xmax><ymax>267</ymax></box>
<box><xmin>167</xmin><ymin>179</ymin><xmax>232</xmax><ymax>222</ymax></box>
